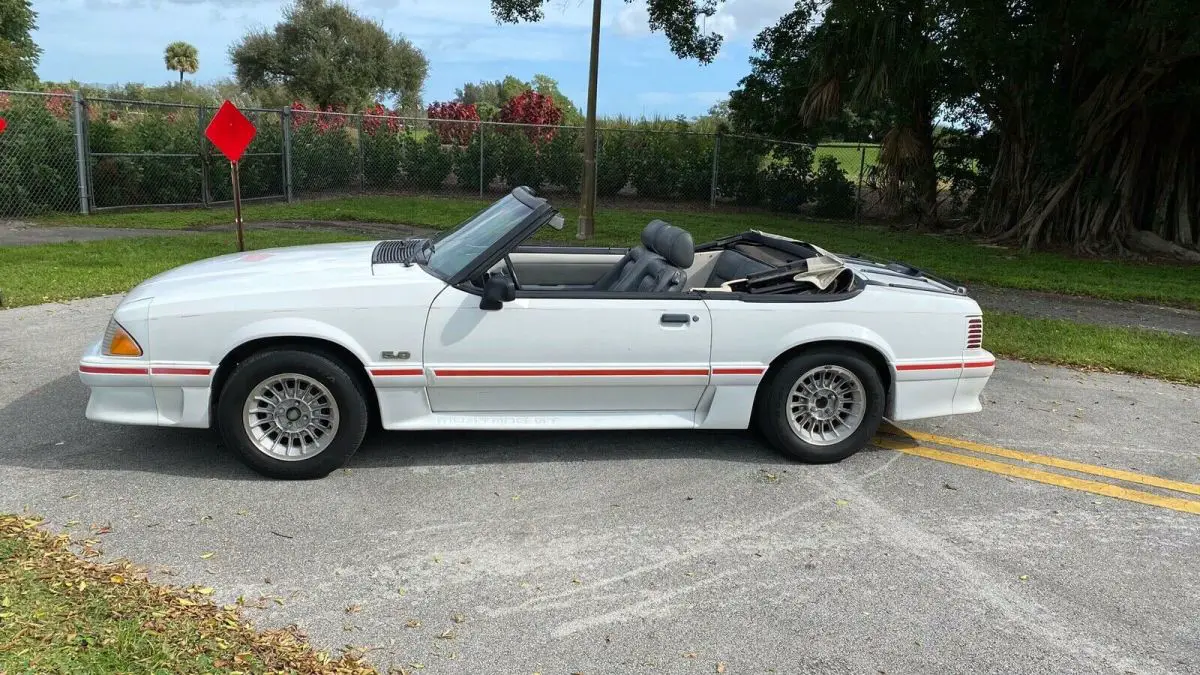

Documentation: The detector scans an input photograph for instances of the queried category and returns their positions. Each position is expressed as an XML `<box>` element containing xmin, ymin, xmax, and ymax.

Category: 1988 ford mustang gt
<box><xmin>79</xmin><ymin>187</ymin><xmax>994</xmax><ymax>479</ymax></box>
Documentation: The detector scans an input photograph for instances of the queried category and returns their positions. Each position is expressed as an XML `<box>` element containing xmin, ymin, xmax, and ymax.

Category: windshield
<box><xmin>424</xmin><ymin>195</ymin><xmax>534</xmax><ymax>279</ymax></box>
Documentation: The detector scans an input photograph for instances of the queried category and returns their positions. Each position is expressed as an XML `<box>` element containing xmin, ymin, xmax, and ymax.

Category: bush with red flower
<box><xmin>361</xmin><ymin>103</ymin><xmax>405</xmax><ymax>136</ymax></box>
<box><xmin>426</xmin><ymin>101</ymin><xmax>479</xmax><ymax>146</ymax></box>
<box><xmin>498</xmin><ymin>90</ymin><xmax>563</xmax><ymax>144</ymax></box>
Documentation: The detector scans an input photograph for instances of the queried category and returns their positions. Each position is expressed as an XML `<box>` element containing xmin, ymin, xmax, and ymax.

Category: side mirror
<box><xmin>479</xmin><ymin>273</ymin><xmax>516</xmax><ymax>310</ymax></box>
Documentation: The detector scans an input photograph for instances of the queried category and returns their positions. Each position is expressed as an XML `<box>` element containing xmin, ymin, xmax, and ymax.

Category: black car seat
<box><xmin>706</xmin><ymin>249</ymin><xmax>772</xmax><ymax>287</ymax></box>
<box><xmin>606</xmin><ymin>222</ymin><xmax>695</xmax><ymax>293</ymax></box>
<box><xmin>592</xmin><ymin>219</ymin><xmax>669</xmax><ymax>290</ymax></box>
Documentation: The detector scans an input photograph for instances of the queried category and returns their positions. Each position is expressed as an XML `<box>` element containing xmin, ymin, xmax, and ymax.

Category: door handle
<box><xmin>660</xmin><ymin>313</ymin><xmax>691</xmax><ymax>325</ymax></box>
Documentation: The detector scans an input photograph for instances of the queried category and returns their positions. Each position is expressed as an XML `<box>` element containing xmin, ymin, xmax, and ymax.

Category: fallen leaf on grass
<box><xmin>437</xmin><ymin>629</ymin><xmax>455</xmax><ymax>640</ymax></box>
<box><xmin>110</xmin><ymin>574</ymin><xmax>125</xmax><ymax>584</ymax></box>
<box><xmin>345</xmin><ymin>604</ymin><xmax>362</xmax><ymax>614</ymax></box>
<box><xmin>200</xmin><ymin>552</ymin><xmax>215</xmax><ymax>559</ymax></box>
<box><xmin>835</xmin><ymin>499</ymin><xmax>850</xmax><ymax>506</ymax></box>
<box><xmin>451</xmin><ymin>613</ymin><xmax>467</xmax><ymax>624</ymax></box>
<box><xmin>405</xmin><ymin>619</ymin><xmax>421</xmax><ymax>628</ymax></box>
<box><xmin>1019</xmin><ymin>575</ymin><xmax>1029</xmax><ymax>581</ymax></box>
<box><xmin>717</xmin><ymin>663</ymin><xmax>727</xmax><ymax>673</ymax></box>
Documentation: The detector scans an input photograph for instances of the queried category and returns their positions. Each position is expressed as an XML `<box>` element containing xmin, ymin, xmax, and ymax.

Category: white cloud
<box><xmin>615</xmin><ymin>2</ymin><xmax>651</xmax><ymax>36</ymax></box>
<box><xmin>615</xmin><ymin>0</ymin><xmax>793</xmax><ymax>42</ymax></box>
<box><xmin>689</xmin><ymin>90</ymin><xmax>727</xmax><ymax>105</ymax></box>
<box><xmin>637</xmin><ymin>91</ymin><xmax>679</xmax><ymax>105</ymax></box>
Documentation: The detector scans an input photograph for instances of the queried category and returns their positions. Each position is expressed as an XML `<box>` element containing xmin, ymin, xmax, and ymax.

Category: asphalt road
<box><xmin>2</xmin><ymin>296</ymin><xmax>1197</xmax><ymax>675</ymax></box>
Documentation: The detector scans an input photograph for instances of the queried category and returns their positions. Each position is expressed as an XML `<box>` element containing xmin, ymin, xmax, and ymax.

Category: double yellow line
<box><xmin>873</xmin><ymin>427</ymin><xmax>1200</xmax><ymax>515</ymax></box>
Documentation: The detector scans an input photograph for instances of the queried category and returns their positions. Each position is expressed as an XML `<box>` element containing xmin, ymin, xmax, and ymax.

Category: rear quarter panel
<box><xmin>703</xmin><ymin>285</ymin><xmax>984</xmax><ymax>421</ymax></box>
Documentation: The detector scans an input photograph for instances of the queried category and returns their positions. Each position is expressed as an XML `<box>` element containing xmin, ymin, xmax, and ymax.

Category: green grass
<box><xmin>984</xmin><ymin>312</ymin><xmax>1200</xmax><ymax>385</ymax></box>
<box><xmin>0</xmin><ymin>514</ymin><xmax>374</xmax><ymax>674</ymax></box>
<box><xmin>38</xmin><ymin>194</ymin><xmax>1200</xmax><ymax>309</ymax></box>
<box><xmin>812</xmin><ymin>143</ymin><xmax>881</xmax><ymax>178</ymax></box>
<box><xmin>0</xmin><ymin>230</ymin><xmax>371</xmax><ymax>308</ymax></box>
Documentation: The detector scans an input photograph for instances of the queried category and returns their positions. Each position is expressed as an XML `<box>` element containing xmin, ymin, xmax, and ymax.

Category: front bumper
<box><xmin>79</xmin><ymin>340</ymin><xmax>215</xmax><ymax>428</ymax></box>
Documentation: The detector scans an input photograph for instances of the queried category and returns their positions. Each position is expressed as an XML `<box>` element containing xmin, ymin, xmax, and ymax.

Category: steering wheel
<box><xmin>503</xmin><ymin>254</ymin><xmax>522</xmax><ymax>290</ymax></box>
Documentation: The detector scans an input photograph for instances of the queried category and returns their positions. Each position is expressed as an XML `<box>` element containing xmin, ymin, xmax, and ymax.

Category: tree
<box><xmin>728</xmin><ymin>0</ymin><xmax>1200</xmax><ymax>255</ymax></box>
<box><xmin>0</xmin><ymin>0</ymin><xmax>41</xmax><ymax>89</ymax></box>
<box><xmin>490</xmin><ymin>0</ymin><xmax>728</xmax><ymax>63</ymax></box>
<box><xmin>727</xmin><ymin>9</ymin><xmax>887</xmax><ymax>144</ymax></box>
<box><xmin>951</xmin><ymin>0</ymin><xmax>1200</xmax><ymax>255</ymax></box>
<box><xmin>229</xmin><ymin>0</ymin><xmax>428</xmax><ymax>112</ymax></box>
<box><xmin>164</xmin><ymin>41</ymin><xmax>199</xmax><ymax>84</ymax></box>
<box><xmin>802</xmin><ymin>0</ymin><xmax>963</xmax><ymax>225</ymax></box>
<box><xmin>455</xmin><ymin>73</ymin><xmax>581</xmax><ymax>123</ymax></box>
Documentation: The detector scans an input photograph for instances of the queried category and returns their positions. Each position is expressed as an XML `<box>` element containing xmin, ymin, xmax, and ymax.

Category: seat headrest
<box><xmin>641</xmin><ymin>219</ymin><xmax>669</xmax><ymax>248</ymax></box>
<box><xmin>652</xmin><ymin>224</ymin><xmax>694</xmax><ymax>268</ymax></box>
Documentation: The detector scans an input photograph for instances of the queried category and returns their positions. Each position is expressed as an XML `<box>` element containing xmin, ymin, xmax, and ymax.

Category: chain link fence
<box><xmin>1</xmin><ymin>89</ymin><xmax>893</xmax><ymax>222</ymax></box>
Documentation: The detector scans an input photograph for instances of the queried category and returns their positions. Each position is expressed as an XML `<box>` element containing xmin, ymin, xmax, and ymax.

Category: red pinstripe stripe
<box><xmin>434</xmin><ymin>368</ymin><xmax>710</xmax><ymax>377</ymax></box>
<box><xmin>895</xmin><ymin>362</ymin><xmax>963</xmax><ymax>371</ymax></box>
<box><xmin>711</xmin><ymin>367</ymin><xmax>766</xmax><ymax>375</ymax></box>
<box><xmin>79</xmin><ymin>365</ymin><xmax>148</xmax><ymax>375</ymax></box>
<box><xmin>150</xmin><ymin>367</ymin><xmax>212</xmax><ymax>376</ymax></box>
<box><xmin>897</xmin><ymin>360</ymin><xmax>996</xmax><ymax>372</ymax></box>
<box><xmin>371</xmin><ymin>368</ymin><xmax>425</xmax><ymax>376</ymax></box>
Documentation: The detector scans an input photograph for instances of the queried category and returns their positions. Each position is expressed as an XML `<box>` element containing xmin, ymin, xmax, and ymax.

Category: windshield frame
<box><xmin>421</xmin><ymin>187</ymin><xmax>556</xmax><ymax>285</ymax></box>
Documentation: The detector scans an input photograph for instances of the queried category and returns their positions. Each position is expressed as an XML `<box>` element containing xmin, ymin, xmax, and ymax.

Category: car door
<box><xmin>422</xmin><ymin>285</ymin><xmax>712</xmax><ymax>415</ymax></box>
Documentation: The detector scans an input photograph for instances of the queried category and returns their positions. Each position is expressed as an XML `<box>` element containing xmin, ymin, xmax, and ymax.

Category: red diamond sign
<box><xmin>205</xmin><ymin>100</ymin><xmax>256</xmax><ymax>163</ymax></box>
<box><xmin>0</xmin><ymin>118</ymin><xmax>7</xmax><ymax>135</ymax></box>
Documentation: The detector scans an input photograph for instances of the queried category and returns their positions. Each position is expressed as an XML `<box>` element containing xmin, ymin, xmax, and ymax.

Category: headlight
<box><xmin>102</xmin><ymin>318</ymin><xmax>143</xmax><ymax>357</ymax></box>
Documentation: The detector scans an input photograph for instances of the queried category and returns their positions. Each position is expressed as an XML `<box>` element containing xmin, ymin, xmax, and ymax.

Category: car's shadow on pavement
<box><xmin>0</xmin><ymin>375</ymin><xmax>786</xmax><ymax>481</ymax></box>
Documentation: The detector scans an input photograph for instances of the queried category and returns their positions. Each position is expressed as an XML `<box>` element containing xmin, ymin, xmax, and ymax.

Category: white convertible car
<box><xmin>79</xmin><ymin>187</ymin><xmax>994</xmax><ymax>479</ymax></box>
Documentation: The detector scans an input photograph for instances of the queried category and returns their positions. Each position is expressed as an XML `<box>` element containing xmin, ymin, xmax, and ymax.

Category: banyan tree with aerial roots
<box><xmin>734</xmin><ymin>0</ymin><xmax>1199</xmax><ymax>258</ymax></box>
<box><xmin>965</xmin><ymin>0</ymin><xmax>1200</xmax><ymax>258</ymax></box>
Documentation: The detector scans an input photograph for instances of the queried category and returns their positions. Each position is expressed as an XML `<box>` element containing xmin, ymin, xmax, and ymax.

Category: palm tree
<box><xmin>801</xmin><ymin>0</ymin><xmax>956</xmax><ymax>225</ymax></box>
<box><xmin>164</xmin><ymin>41</ymin><xmax>199</xmax><ymax>85</ymax></box>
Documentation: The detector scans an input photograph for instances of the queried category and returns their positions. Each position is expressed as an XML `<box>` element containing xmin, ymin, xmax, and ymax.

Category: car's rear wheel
<box><xmin>217</xmin><ymin>349</ymin><xmax>369</xmax><ymax>479</ymax></box>
<box><xmin>756</xmin><ymin>348</ymin><xmax>885</xmax><ymax>463</ymax></box>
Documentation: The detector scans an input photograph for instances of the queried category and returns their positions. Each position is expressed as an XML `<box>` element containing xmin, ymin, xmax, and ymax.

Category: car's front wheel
<box><xmin>216</xmin><ymin>348</ymin><xmax>369</xmax><ymax>479</ymax></box>
<box><xmin>756</xmin><ymin>348</ymin><xmax>885</xmax><ymax>463</ymax></box>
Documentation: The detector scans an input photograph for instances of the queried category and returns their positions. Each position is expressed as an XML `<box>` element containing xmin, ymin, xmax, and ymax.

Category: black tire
<box><xmin>755</xmin><ymin>348</ymin><xmax>886</xmax><ymax>463</ymax></box>
<box><xmin>216</xmin><ymin>348</ymin><xmax>369</xmax><ymax>479</ymax></box>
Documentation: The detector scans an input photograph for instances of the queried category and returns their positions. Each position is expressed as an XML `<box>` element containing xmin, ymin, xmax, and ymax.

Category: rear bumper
<box><xmin>79</xmin><ymin>340</ymin><xmax>215</xmax><ymax>428</ymax></box>
<box><xmin>889</xmin><ymin>351</ymin><xmax>996</xmax><ymax>421</ymax></box>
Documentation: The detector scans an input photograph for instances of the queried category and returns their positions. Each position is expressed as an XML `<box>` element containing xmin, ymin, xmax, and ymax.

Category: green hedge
<box><xmin>0</xmin><ymin>100</ymin><xmax>869</xmax><ymax>217</ymax></box>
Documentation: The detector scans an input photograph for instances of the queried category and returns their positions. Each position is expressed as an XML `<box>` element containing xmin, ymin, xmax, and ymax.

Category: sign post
<box><xmin>204</xmin><ymin>101</ymin><xmax>257</xmax><ymax>252</ymax></box>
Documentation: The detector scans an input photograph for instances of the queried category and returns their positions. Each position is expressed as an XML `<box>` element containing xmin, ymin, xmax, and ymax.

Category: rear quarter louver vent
<box><xmin>967</xmin><ymin>316</ymin><xmax>983</xmax><ymax>349</ymax></box>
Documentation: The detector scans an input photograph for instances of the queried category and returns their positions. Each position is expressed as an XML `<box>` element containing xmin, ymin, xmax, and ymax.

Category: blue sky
<box><xmin>31</xmin><ymin>0</ymin><xmax>796</xmax><ymax>118</ymax></box>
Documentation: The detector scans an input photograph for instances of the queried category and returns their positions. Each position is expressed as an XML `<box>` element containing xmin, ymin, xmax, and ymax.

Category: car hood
<box><xmin>124</xmin><ymin>240</ymin><xmax>430</xmax><ymax>303</ymax></box>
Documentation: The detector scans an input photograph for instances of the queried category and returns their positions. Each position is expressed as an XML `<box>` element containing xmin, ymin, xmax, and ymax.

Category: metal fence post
<box><xmin>710</xmin><ymin>133</ymin><xmax>721</xmax><ymax>209</ymax></box>
<box><xmin>282</xmin><ymin>107</ymin><xmax>294</xmax><ymax>203</ymax></box>
<box><xmin>855</xmin><ymin>145</ymin><xmax>866</xmax><ymax>226</ymax></box>
<box><xmin>356</xmin><ymin>113</ymin><xmax>365</xmax><ymax>193</ymax></box>
<box><xmin>198</xmin><ymin>103</ymin><xmax>210</xmax><ymax>207</ymax></box>
<box><xmin>72</xmin><ymin>91</ymin><xmax>90</xmax><ymax>214</ymax></box>
<box><xmin>478</xmin><ymin>123</ymin><xmax>485</xmax><ymax>199</ymax></box>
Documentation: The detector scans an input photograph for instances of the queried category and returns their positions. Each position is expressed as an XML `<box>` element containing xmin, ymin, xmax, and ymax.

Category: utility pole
<box><xmin>577</xmin><ymin>0</ymin><xmax>602</xmax><ymax>240</ymax></box>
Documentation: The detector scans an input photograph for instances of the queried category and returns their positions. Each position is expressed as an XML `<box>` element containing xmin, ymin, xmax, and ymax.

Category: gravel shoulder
<box><xmin>971</xmin><ymin>283</ymin><xmax>1199</xmax><ymax>335</ymax></box>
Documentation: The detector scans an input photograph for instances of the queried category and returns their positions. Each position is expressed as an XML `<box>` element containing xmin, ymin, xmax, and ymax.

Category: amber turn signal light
<box><xmin>103</xmin><ymin>319</ymin><xmax>143</xmax><ymax>357</ymax></box>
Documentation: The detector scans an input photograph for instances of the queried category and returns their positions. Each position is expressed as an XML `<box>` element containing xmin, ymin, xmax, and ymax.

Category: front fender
<box><xmin>215</xmin><ymin>317</ymin><xmax>374</xmax><ymax>367</ymax></box>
